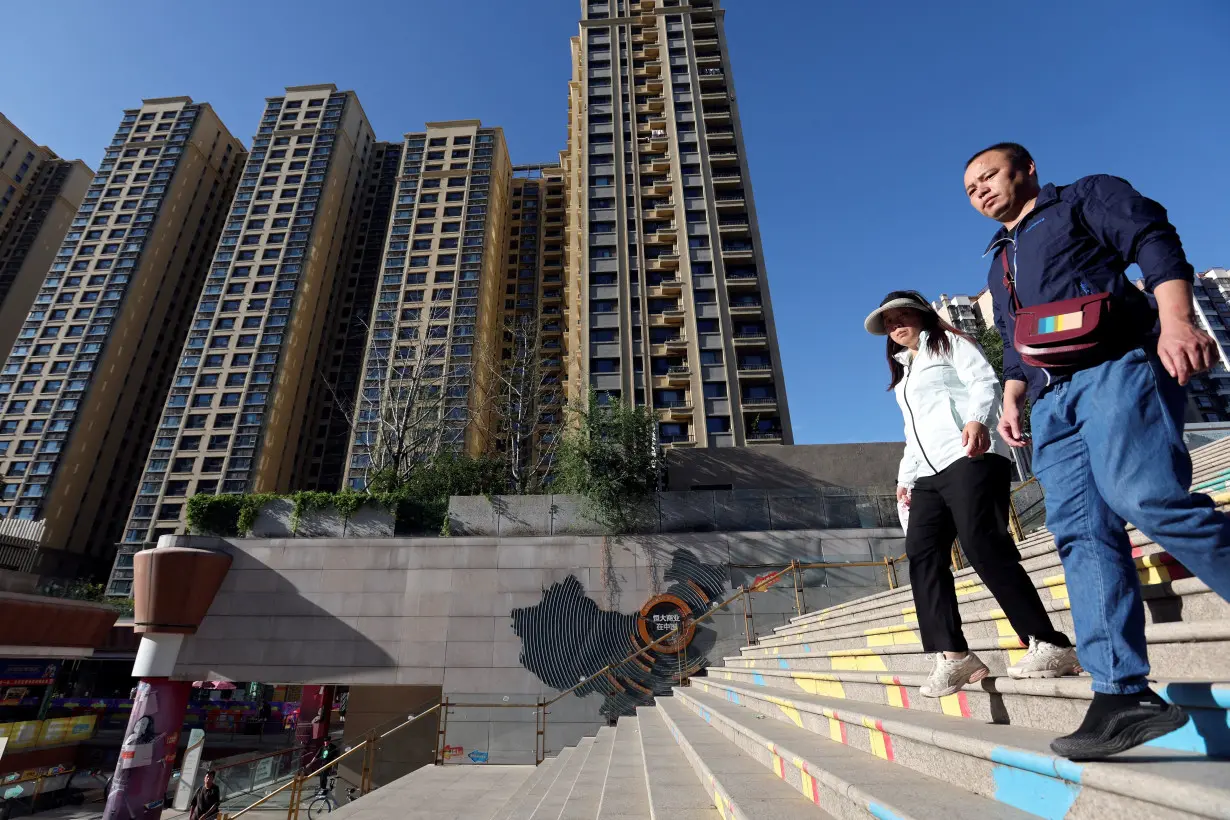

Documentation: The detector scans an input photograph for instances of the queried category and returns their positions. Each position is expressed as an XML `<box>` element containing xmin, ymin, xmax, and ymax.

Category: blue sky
<box><xmin>3</xmin><ymin>0</ymin><xmax>1228</xmax><ymax>444</ymax></box>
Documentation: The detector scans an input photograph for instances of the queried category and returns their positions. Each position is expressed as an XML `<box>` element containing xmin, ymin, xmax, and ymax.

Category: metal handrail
<box><xmin>222</xmin><ymin>703</ymin><xmax>442</xmax><ymax>820</ymax></box>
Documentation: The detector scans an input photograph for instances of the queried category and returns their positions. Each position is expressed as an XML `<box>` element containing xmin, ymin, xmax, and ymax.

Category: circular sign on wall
<box><xmin>636</xmin><ymin>593</ymin><xmax>695</xmax><ymax>654</ymax></box>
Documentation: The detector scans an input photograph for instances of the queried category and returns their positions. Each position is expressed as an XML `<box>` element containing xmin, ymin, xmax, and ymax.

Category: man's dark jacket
<box><xmin>984</xmin><ymin>174</ymin><xmax>1194</xmax><ymax>402</ymax></box>
<box><xmin>189</xmin><ymin>783</ymin><xmax>220</xmax><ymax>819</ymax></box>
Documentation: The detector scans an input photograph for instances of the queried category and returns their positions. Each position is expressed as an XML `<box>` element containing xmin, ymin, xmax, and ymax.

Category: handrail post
<box><xmin>361</xmin><ymin>730</ymin><xmax>376</xmax><ymax>794</ymax></box>
<box><xmin>742</xmin><ymin>588</ymin><xmax>757</xmax><ymax>645</ymax></box>
<box><xmin>1008</xmin><ymin>494</ymin><xmax>1025</xmax><ymax>543</ymax></box>
<box><xmin>435</xmin><ymin>697</ymin><xmax>450</xmax><ymax>765</ymax></box>
<box><xmin>791</xmin><ymin>559</ymin><xmax>804</xmax><ymax>617</ymax></box>
<box><xmin>535</xmin><ymin>698</ymin><xmax>546</xmax><ymax>765</ymax></box>
<box><xmin>885</xmin><ymin>556</ymin><xmax>897</xmax><ymax>590</ymax></box>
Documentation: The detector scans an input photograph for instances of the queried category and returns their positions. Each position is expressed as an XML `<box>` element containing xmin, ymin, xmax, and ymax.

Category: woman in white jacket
<box><xmin>865</xmin><ymin>291</ymin><xmax>1078</xmax><ymax>696</ymax></box>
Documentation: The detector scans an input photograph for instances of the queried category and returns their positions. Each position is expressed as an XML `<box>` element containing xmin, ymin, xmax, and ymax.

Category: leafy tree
<box><xmin>976</xmin><ymin>323</ymin><xmax>1030</xmax><ymax>434</ymax></box>
<box><xmin>556</xmin><ymin>390</ymin><xmax>663</xmax><ymax>534</ymax></box>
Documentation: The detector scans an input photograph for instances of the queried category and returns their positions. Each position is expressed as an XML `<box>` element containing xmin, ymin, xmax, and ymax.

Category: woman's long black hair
<box><xmin>887</xmin><ymin>308</ymin><xmax>976</xmax><ymax>390</ymax></box>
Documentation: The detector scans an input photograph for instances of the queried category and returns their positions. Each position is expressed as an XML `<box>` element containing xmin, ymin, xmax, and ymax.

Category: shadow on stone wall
<box><xmin>175</xmin><ymin>540</ymin><xmax>398</xmax><ymax>683</ymax></box>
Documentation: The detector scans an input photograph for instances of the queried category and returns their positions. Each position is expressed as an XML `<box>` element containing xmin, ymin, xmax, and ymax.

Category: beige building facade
<box><xmin>0</xmin><ymin>98</ymin><xmax>243</xmax><ymax>577</ymax></box>
<box><xmin>116</xmin><ymin>85</ymin><xmax>380</xmax><ymax>558</ymax></box>
<box><xmin>0</xmin><ymin>113</ymin><xmax>93</xmax><ymax>364</ymax></box>
<box><xmin>343</xmin><ymin>121</ymin><xmax>512</xmax><ymax>490</ymax></box>
<box><xmin>562</xmin><ymin>0</ymin><xmax>793</xmax><ymax>447</ymax></box>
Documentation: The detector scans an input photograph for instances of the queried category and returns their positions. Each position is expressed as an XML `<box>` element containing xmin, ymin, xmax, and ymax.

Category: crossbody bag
<box><xmin>1001</xmin><ymin>249</ymin><xmax>1115</xmax><ymax>369</ymax></box>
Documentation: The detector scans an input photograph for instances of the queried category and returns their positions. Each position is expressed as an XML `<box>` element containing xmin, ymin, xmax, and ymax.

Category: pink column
<box><xmin>296</xmin><ymin>685</ymin><xmax>335</xmax><ymax>770</ymax></box>
<box><xmin>102</xmin><ymin>676</ymin><xmax>191</xmax><ymax>820</ymax></box>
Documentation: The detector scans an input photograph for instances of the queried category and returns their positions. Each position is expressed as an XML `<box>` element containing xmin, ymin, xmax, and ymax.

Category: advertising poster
<box><xmin>172</xmin><ymin>729</ymin><xmax>206</xmax><ymax>811</ymax></box>
<box><xmin>102</xmin><ymin>679</ymin><xmax>191</xmax><ymax>820</ymax></box>
<box><xmin>0</xmin><ymin>661</ymin><xmax>59</xmax><ymax>686</ymax></box>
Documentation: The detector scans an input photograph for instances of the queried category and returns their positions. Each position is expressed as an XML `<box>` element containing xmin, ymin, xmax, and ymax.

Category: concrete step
<box><xmin>683</xmin><ymin>678</ymin><xmax>1230</xmax><ymax>819</ymax></box>
<box><xmin>524</xmin><ymin>735</ymin><xmax>595</xmax><ymax>820</ymax></box>
<box><xmin>773</xmin><ymin>570</ymin><xmax>1223</xmax><ymax>650</ymax></box>
<box><xmin>727</xmin><ymin>622</ymin><xmax>1230</xmax><ymax>680</ymax></box>
<box><xmin>776</xmin><ymin>541</ymin><xmax>1195</xmax><ymax>640</ymax></box>
<box><xmin>636</xmin><ymin>705</ymin><xmax>722</xmax><ymax>820</ymax></box>
<box><xmin>596</xmin><ymin>717</ymin><xmax>652</xmax><ymax>819</ymax></box>
<box><xmin>742</xmin><ymin>611</ymin><xmax>1230</xmax><ymax>670</ymax></box>
<box><xmin>651</xmin><ymin>696</ymin><xmax>837</xmax><ymax>820</ymax></box>
<box><xmin>661</xmin><ymin>689</ymin><xmax>1037</xmax><ymax>820</ymax></box>
<box><xmin>558</xmin><ymin>726</ymin><xmax>617</xmax><ymax>819</ymax></box>
<box><xmin>493</xmin><ymin>752</ymin><xmax>564</xmax><ymax>820</ymax></box>
<box><xmin>754</xmin><ymin>576</ymin><xmax>1224</xmax><ymax>663</ymax></box>
<box><xmin>704</xmin><ymin>666</ymin><xmax>1230</xmax><ymax>757</ymax></box>
<box><xmin>788</xmin><ymin>485</ymin><xmax>1230</xmax><ymax>633</ymax></box>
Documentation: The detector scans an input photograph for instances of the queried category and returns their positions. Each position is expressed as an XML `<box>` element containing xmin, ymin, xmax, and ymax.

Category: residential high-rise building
<box><xmin>496</xmin><ymin>165</ymin><xmax>568</xmax><ymax>487</ymax></box>
<box><xmin>343</xmin><ymin>121</ymin><xmax>512</xmax><ymax>490</ymax></box>
<box><xmin>562</xmin><ymin>0</ymin><xmax>792</xmax><ymax>447</ymax></box>
<box><xmin>298</xmin><ymin>140</ymin><xmax>402</xmax><ymax>491</ymax></box>
<box><xmin>0</xmin><ymin>114</ymin><xmax>93</xmax><ymax>362</ymax></box>
<box><xmin>1186</xmin><ymin>268</ymin><xmax>1230</xmax><ymax>423</ymax></box>
<box><xmin>115</xmin><ymin>85</ymin><xmax>380</xmax><ymax>563</ymax></box>
<box><xmin>932</xmin><ymin>289</ymin><xmax>994</xmax><ymax>336</ymax></box>
<box><xmin>0</xmin><ymin>98</ymin><xmax>243</xmax><ymax>578</ymax></box>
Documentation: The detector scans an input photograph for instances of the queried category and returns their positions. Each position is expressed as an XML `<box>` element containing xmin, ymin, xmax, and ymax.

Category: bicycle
<box><xmin>306</xmin><ymin>773</ymin><xmax>360</xmax><ymax>819</ymax></box>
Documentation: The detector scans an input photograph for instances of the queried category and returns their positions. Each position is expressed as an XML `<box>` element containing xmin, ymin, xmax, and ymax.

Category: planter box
<box><xmin>295</xmin><ymin>508</ymin><xmax>346</xmax><ymax>538</ymax></box>
<box><xmin>249</xmin><ymin>499</ymin><xmax>295</xmax><ymax>538</ymax></box>
<box><xmin>343</xmin><ymin>506</ymin><xmax>395</xmax><ymax>538</ymax></box>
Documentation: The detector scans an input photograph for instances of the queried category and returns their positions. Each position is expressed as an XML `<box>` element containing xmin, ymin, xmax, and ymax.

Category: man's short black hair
<box><xmin>965</xmin><ymin>142</ymin><xmax>1034</xmax><ymax>172</ymax></box>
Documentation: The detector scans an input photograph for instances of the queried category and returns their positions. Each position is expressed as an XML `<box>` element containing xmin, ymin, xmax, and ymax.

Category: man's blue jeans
<box><xmin>1032</xmin><ymin>347</ymin><xmax>1230</xmax><ymax>694</ymax></box>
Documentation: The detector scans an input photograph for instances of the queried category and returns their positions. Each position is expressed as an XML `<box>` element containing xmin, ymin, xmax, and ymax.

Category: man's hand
<box><xmin>962</xmin><ymin>421</ymin><xmax>990</xmax><ymax>457</ymax></box>
<box><xmin>998</xmin><ymin>380</ymin><xmax>1029</xmax><ymax>447</ymax></box>
<box><xmin>1157</xmin><ymin>320</ymin><xmax>1215</xmax><ymax>386</ymax></box>
<box><xmin>1155</xmin><ymin>279</ymin><xmax>1217</xmax><ymax>385</ymax></box>
<box><xmin>896</xmin><ymin>485</ymin><xmax>911</xmax><ymax>508</ymax></box>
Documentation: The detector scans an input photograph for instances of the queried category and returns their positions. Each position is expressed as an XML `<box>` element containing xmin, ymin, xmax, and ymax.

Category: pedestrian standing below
<box><xmin>965</xmin><ymin>142</ymin><xmax>1230</xmax><ymax>759</ymax></box>
<box><xmin>865</xmin><ymin>291</ymin><xmax>1078</xmax><ymax>697</ymax></box>
<box><xmin>187</xmin><ymin>770</ymin><xmax>220</xmax><ymax>820</ymax></box>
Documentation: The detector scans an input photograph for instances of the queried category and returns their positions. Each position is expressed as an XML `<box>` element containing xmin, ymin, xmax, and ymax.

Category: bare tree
<box><xmin>321</xmin><ymin>316</ymin><xmax>447</xmax><ymax>491</ymax></box>
<box><xmin>477</xmin><ymin>314</ymin><xmax>564</xmax><ymax>494</ymax></box>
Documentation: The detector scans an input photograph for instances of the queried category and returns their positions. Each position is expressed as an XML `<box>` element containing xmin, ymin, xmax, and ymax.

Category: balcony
<box><xmin>648</xmin><ymin>253</ymin><xmax>680</xmax><ymax>271</ymax></box>
<box><xmin>747</xmin><ymin>429</ymin><xmax>783</xmax><ymax>443</ymax></box>
<box><xmin>666</xmin><ymin>365</ymin><xmax>692</xmax><ymax>384</ymax></box>
<box><xmin>711</xmin><ymin>172</ymin><xmax>742</xmax><ymax>186</ymax></box>
<box><xmin>648</xmin><ymin>201</ymin><xmax>676</xmax><ymax>218</ymax></box>
<box><xmin>636</xmin><ymin>60</ymin><xmax>663</xmax><ymax>78</ymax></box>
<box><xmin>698</xmin><ymin>67</ymin><xmax>724</xmax><ymax>81</ymax></box>
<box><xmin>729</xmin><ymin>300</ymin><xmax>763</xmax><ymax>316</ymax></box>
<box><xmin>656</xmin><ymin>399</ymin><xmax>693</xmax><ymax>418</ymax></box>
<box><xmin>660</xmin><ymin>433</ymin><xmax>696</xmax><ymax>446</ymax></box>
<box><xmin>741</xmin><ymin>395</ymin><xmax>778</xmax><ymax>410</ymax></box>
<box><xmin>638</xmin><ymin>0</ymin><xmax>655</xmax><ymax>10</ymax></box>
<box><xmin>725</xmin><ymin>270</ymin><xmax>758</xmax><ymax>287</ymax></box>
<box><xmin>737</xmin><ymin>362</ymin><xmax>773</xmax><ymax>378</ymax></box>
<box><xmin>664</xmin><ymin>334</ymin><xmax>688</xmax><ymax>350</ymax></box>
<box><xmin>718</xmin><ymin>217</ymin><xmax>749</xmax><ymax>234</ymax></box>
<box><xmin>714</xmin><ymin>192</ymin><xmax>746</xmax><ymax>208</ymax></box>
<box><xmin>653</xmin><ymin>276</ymin><xmax>682</xmax><ymax>294</ymax></box>
<box><xmin>721</xmin><ymin>242</ymin><xmax>755</xmax><ymax>261</ymax></box>
<box><xmin>638</xmin><ymin>13</ymin><xmax>656</xmax><ymax>26</ymax></box>
<box><xmin>733</xmin><ymin>331</ymin><xmax>767</xmax><ymax>345</ymax></box>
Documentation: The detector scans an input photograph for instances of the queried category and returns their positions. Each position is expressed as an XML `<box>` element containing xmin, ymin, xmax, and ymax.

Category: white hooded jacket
<box><xmin>895</xmin><ymin>330</ymin><xmax>1009</xmax><ymax>488</ymax></box>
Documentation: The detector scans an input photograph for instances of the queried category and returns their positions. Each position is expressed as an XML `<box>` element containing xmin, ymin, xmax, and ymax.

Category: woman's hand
<box><xmin>896</xmin><ymin>485</ymin><xmax>911</xmax><ymax>508</ymax></box>
<box><xmin>962</xmin><ymin>421</ymin><xmax>990</xmax><ymax>457</ymax></box>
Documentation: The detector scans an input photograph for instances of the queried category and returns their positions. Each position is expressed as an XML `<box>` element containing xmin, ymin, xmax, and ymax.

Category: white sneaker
<box><xmin>920</xmin><ymin>652</ymin><xmax>990</xmax><ymax>698</ymax></box>
<box><xmin>1007</xmin><ymin>638</ymin><xmax>1082</xmax><ymax>679</ymax></box>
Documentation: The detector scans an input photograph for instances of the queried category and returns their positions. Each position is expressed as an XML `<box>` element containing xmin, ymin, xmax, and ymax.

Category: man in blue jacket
<box><xmin>965</xmin><ymin>143</ymin><xmax>1230</xmax><ymax>759</ymax></box>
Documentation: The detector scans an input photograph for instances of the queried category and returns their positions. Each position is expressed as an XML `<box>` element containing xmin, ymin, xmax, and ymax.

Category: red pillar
<box><xmin>102</xmin><ymin>677</ymin><xmax>191</xmax><ymax>820</ymax></box>
<box><xmin>296</xmin><ymin>685</ymin><xmax>335</xmax><ymax>770</ymax></box>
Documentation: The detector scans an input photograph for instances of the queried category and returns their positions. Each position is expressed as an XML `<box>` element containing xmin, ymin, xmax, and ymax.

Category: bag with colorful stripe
<box><xmin>1001</xmin><ymin>249</ymin><xmax>1114</xmax><ymax>369</ymax></box>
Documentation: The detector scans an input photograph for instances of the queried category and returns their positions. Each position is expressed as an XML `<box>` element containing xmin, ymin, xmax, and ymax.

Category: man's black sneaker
<box><xmin>1050</xmin><ymin>689</ymin><xmax>1189</xmax><ymax>760</ymax></box>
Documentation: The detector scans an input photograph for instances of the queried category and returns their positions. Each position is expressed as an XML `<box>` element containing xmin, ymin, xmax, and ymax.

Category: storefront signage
<box><xmin>0</xmin><ymin>661</ymin><xmax>59</xmax><ymax>686</ymax></box>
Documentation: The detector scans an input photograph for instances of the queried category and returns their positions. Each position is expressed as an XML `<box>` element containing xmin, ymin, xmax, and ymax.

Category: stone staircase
<box><xmin>385</xmin><ymin>437</ymin><xmax>1230</xmax><ymax>819</ymax></box>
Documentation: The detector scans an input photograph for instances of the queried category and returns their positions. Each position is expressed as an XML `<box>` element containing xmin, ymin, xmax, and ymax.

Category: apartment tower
<box><xmin>0</xmin><ymin>98</ymin><xmax>243</xmax><ymax>578</ymax></box>
<box><xmin>563</xmin><ymin>0</ymin><xmax>792</xmax><ymax>447</ymax></box>
<box><xmin>115</xmin><ymin>85</ymin><xmax>380</xmax><ymax>566</ymax></box>
<box><xmin>498</xmin><ymin>165</ymin><xmax>568</xmax><ymax>487</ymax></box>
<box><xmin>0</xmin><ymin>114</ymin><xmax>93</xmax><ymax>362</ymax></box>
<box><xmin>344</xmin><ymin>121</ymin><xmax>512</xmax><ymax>490</ymax></box>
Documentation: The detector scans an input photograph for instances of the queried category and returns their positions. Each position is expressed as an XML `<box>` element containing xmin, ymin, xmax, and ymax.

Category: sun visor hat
<box><xmin>864</xmin><ymin>290</ymin><xmax>936</xmax><ymax>335</ymax></box>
